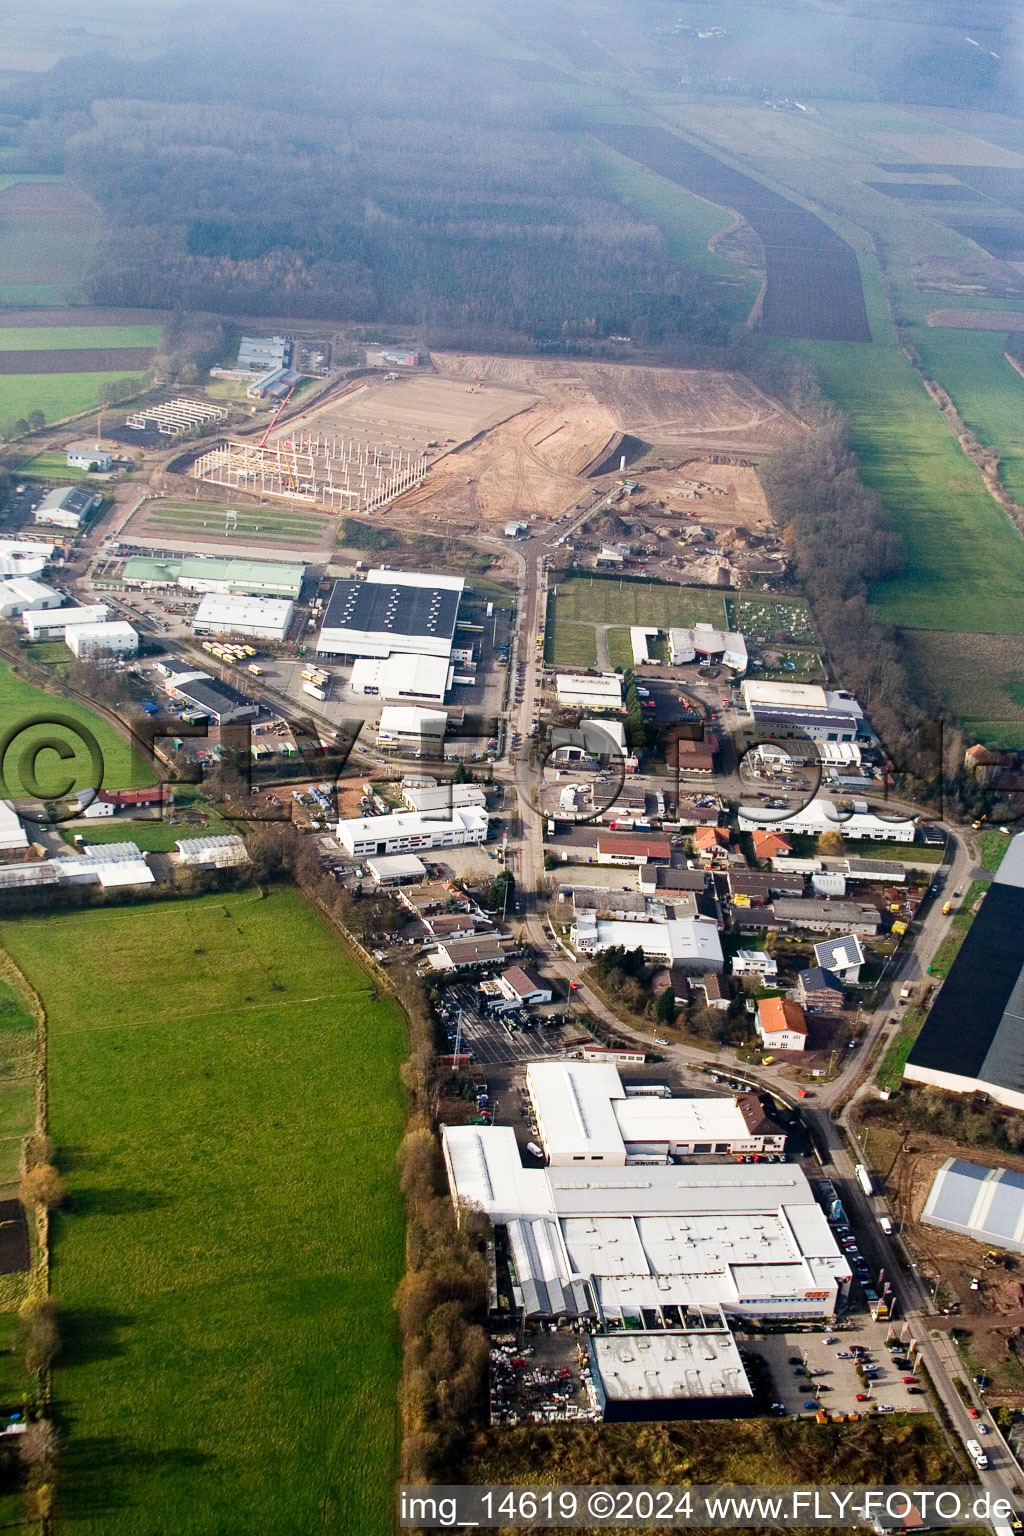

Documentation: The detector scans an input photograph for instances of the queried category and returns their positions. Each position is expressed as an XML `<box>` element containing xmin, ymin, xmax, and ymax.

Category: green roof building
<box><xmin>122</xmin><ymin>555</ymin><xmax>304</xmax><ymax>600</ymax></box>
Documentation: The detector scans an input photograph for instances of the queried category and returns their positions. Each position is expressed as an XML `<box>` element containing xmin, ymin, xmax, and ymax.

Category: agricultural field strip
<box><xmin>590</xmin><ymin>125</ymin><xmax>871</xmax><ymax>344</ymax></box>
<box><xmin>56</xmin><ymin>992</ymin><xmax>341</xmax><ymax>1033</ymax></box>
<box><xmin>0</xmin><ymin>325</ymin><xmax>162</xmax><ymax>350</ymax></box>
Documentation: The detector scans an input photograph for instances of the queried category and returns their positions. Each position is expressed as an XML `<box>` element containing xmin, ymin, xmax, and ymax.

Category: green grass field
<box><xmin>133</xmin><ymin>498</ymin><xmax>331</xmax><ymax>548</ymax></box>
<box><xmin>788</xmin><ymin>339</ymin><xmax>1024</xmax><ymax>635</ymax></box>
<box><xmin>0</xmin><ymin>975</ymin><xmax>36</xmax><ymax>1185</ymax></box>
<box><xmin>0</xmin><ymin>660</ymin><xmax>157</xmax><ymax>796</ymax></box>
<box><xmin>0</xmin><ymin>325</ymin><xmax>161</xmax><ymax>351</ymax></box>
<box><xmin>544</xmin><ymin>620</ymin><xmax>598</xmax><ymax>668</ymax></box>
<box><xmin>18</xmin><ymin>451</ymin><xmax>98</xmax><ymax>482</ymax></box>
<box><xmin>901</xmin><ymin>629</ymin><xmax>1024</xmax><ymax>750</ymax></box>
<box><xmin>606</xmin><ymin>626</ymin><xmax>634</xmax><ymax>670</ymax></box>
<box><xmin>63</xmin><ymin>818</ymin><xmax>226</xmax><ymax>853</ymax></box>
<box><xmin>552</xmin><ymin>576</ymin><xmax>728</xmax><ymax>627</ymax></box>
<box><xmin>976</xmin><ymin>829</ymin><xmax>1012</xmax><ymax>873</ymax></box>
<box><xmin>876</xmin><ymin>1004</ymin><xmax>928</xmax><ymax>1093</ymax></box>
<box><xmin>0</xmin><ymin>371</ymin><xmax>149</xmax><ymax>428</ymax></box>
<box><xmin>0</xmin><ymin>889</ymin><xmax>406</xmax><ymax>1535</ymax></box>
<box><xmin>910</xmin><ymin>326</ymin><xmax>1024</xmax><ymax>507</ymax></box>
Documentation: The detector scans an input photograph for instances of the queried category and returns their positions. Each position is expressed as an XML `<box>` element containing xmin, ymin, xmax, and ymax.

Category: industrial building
<box><xmin>350</xmin><ymin>652</ymin><xmax>450</xmax><ymax>705</ymax></box>
<box><xmin>22</xmin><ymin>604</ymin><xmax>108</xmax><ymax>642</ymax></box>
<box><xmin>571</xmin><ymin>913</ymin><xmax>723</xmax><ymax>973</ymax></box>
<box><xmin>905</xmin><ymin>833</ymin><xmax>1024</xmax><ymax>1109</ymax></box>
<box><xmin>192</xmin><ymin>593</ymin><xmax>294</xmax><ymax>641</ymax></box>
<box><xmin>442</xmin><ymin>1125</ymin><xmax>851</xmax><ymax>1323</ymax></box>
<box><xmin>0</xmin><ymin>802</ymin><xmax>28</xmax><ymax>852</ymax></box>
<box><xmin>738</xmin><ymin>798</ymin><xmax>915</xmax><ymax>842</ymax></box>
<box><xmin>740</xmin><ymin>681</ymin><xmax>864</xmax><ymax>742</ymax></box>
<box><xmin>770</xmin><ymin>898</ymin><xmax>880</xmax><ymax>934</ymax></box>
<box><xmin>400</xmin><ymin>782</ymin><xmax>487</xmax><ymax>815</ymax></box>
<box><xmin>317</xmin><ymin>569</ymin><xmax>463</xmax><ymax>660</ymax></box>
<box><xmin>171</xmin><ymin>676</ymin><xmax>259</xmax><ymax>726</ymax></box>
<box><xmin>237</xmin><ymin>336</ymin><xmax>292</xmax><ymax>372</ymax></box>
<box><xmin>0</xmin><ymin>539</ymin><xmax>53</xmax><ymax>579</ymax></box>
<box><xmin>66</xmin><ymin>621</ymin><xmax>138</xmax><ymax>659</ymax></box>
<box><xmin>555</xmin><ymin>673</ymin><xmax>624</xmax><ymax>709</ymax></box>
<box><xmin>587</xmin><ymin>1322</ymin><xmax>755</xmax><ymax>1423</ymax></box>
<box><xmin>334</xmin><ymin>805</ymin><xmax>488</xmax><ymax>858</ymax></box>
<box><xmin>66</xmin><ymin>443</ymin><xmax>112</xmax><ymax>472</ymax></box>
<box><xmin>51</xmin><ymin>841</ymin><xmax>154</xmax><ymax>888</ymax></box>
<box><xmin>365</xmin><ymin>853</ymin><xmax>428</xmax><ymax>886</ymax></box>
<box><xmin>121</xmin><ymin>555</ymin><xmax>304</xmax><ymax>601</ymax></box>
<box><xmin>0</xmin><ymin>578</ymin><xmax>62</xmax><ymax>618</ymax></box>
<box><xmin>922</xmin><ymin>1158</ymin><xmax>1024</xmax><ymax>1255</ymax></box>
<box><xmin>669</xmin><ymin>625</ymin><xmax>747</xmax><ymax>672</ymax></box>
<box><xmin>377</xmin><ymin>706</ymin><xmax>447</xmax><ymax>752</ymax></box>
<box><xmin>174</xmin><ymin>835</ymin><xmax>250</xmax><ymax>868</ymax></box>
<box><xmin>526</xmin><ymin>1063</ymin><xmax>786</xmax><ymax>1165</ymax></box>
<box><xmin>33</xmin><ymin>486</ymin><xmax>103</xmax><ymax>531</ymax></box>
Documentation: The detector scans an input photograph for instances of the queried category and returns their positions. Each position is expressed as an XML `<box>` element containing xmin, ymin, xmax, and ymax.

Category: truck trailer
<box><xmin>855</xmin><ymin>1163</ymin><xmax>873</xmax><ymax>1197</ymax></box>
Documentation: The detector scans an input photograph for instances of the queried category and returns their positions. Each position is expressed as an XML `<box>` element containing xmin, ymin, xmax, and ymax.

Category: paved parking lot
<box><xmin>440</xmin><ymin>982</ymin><xmax>582</xmax><ymax>1066</ymax></box>
<box><xmin>752</xmin><ymin>1320</ymin><xmax>929</xmax><ymax>1418</ymax></box>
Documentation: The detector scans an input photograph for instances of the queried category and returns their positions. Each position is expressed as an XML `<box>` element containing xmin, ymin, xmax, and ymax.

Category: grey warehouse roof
<box><xmin>922</xmin><ymin>1157</ymin><xmax>1024</xmax><ymax>1254</ymax></box>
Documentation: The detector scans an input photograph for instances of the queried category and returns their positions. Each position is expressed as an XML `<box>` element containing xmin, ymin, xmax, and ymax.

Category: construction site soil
<box><xmin>392</xmin><ymin>354</ymin><xmax>801</xmax><ymax>528</ymax></box>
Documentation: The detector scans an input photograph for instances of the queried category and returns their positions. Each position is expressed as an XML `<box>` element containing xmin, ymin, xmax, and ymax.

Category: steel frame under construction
<box><xmin>192</xmin><ymin>433</ymin><xmax>426</xmax><ymax>513</ymax></box>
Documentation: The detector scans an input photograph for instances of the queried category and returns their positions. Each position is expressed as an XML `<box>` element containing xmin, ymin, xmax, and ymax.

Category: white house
<box><xmin>67</xmin><ymin>444</ymin><xmax>113</xmax><ymax>472</ymax></box>
<box><xmin>731</xmin><ymin>949</ymin><xmax>778</xmax><ymax>980</ymax></box>
<box><xmin>22</xmin><ymin>604</ymin><xmax>109</xmax><ymax>642</ymax></box>
<box><xmin>755</xmin><ymin>997</ymin><xmax>807</xmax><ymax>1052</ymax></box>
<box><xmin>813</xmin><ymin>934</ymin><xmax>865</xmax><ymax>984</ymax></box>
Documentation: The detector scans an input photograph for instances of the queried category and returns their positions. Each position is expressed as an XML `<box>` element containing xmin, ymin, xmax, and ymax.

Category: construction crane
<box><xmin>256</xmin><ymin>382</ymin><xmax>296</xmax><ymax>450</ymax></box>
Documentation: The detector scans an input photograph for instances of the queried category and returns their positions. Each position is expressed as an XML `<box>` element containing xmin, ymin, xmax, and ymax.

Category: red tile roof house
<box><xmin>755</xmin><ymin>997</ymin><xmax>808</xmax><ymax>1052</ymax></box>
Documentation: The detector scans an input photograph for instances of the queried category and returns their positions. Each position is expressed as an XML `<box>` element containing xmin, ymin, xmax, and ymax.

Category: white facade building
<box><xmin>0</xmin><ymin>802</ymin><xmax>28</xmax><ymax>851</ymax></box>
<box><xmin>555</xmin><ymin>673</ymin><xmax>623</xmax><ymax>709</ymax></box>
<box><xmin>526</xmin><ymin>1062</ymin><xmax>785</xmax><ymax>1166</ymax></box>
<box><xmin>350</xmin><ymin>652</ymin><xmax>450</xmax><ymax>704</ymax></box>
<box><xmin>400</xmin><ymin>782</ymin><xmax>487</xmax><ymax>815</ymax></box>
<box><xmin>442</xmin><ymin>1124</ymin><xmax>851</xmax><ymax>1322</ymax></box>
<box><xmin>738</xmin><ymin>798</ymin><xmax>915</xmax><ymax>842</ymax></box>
<box><xmin>67</xmin><ymin>445</ymin><xmax>113</xmax><ymax>472</ymax></box>
<box><xmin>571</xmin><ymin>913</ymin><xmax>723</xmax><ymax>972</ymax></box>
<box><xmin>22</xmin><ymin>605</ymin><xmax>109</xmax><ymax>642</ymax></box>
<box><xmin>731</xmin><ymin>949</ymin><xmax>779</xmax><ymax>980</ymax></box>
<box><xmin>66</xmin><ymin>621</ymin><xmax>138</xmax><ymax>659</ymax></box>
<box><xmin>377</xmin><ymin>706</ymin><xmax>447</xmax><ymax>750</ymax></box>
<box><xmin>0</xmin><ymin>539</ymin><xmax>54</xmax><ymax>579</ymax></box>
<box><xmin>192</xmin><ymin>593</ymin><xmax>294</xmax><ymax>641</ymax></box>
<box><xmin>0</xmin><ymin>578</ymin><xmax>62</xmax><ymax>618</ymax></box>
<box><xmin>335</xmin><ymin>805</ymin><xmax>488</xmax><ymax>858</ymax></box>
<box><xmin>175</xmin><ymin>835</ymin><xmax>250</xmax><ymax>868</ymax></box>
<box><xmin>669</xmin><ymin>624</ymin><xmax>747</xmax><ymax>672</ymax></box>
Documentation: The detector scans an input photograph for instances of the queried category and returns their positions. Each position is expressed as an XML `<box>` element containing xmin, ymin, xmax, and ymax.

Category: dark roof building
<box><xmin>797</xmin><ymin>966</ymin><xmax>845</xmax><ymax>1014</ymax></box>
<box><xmin>728</xmin><ymin>871</ymin><xmax>805</xmax><ymax>906</ymax></box>
<box><xmin>905</xmin><ymin>833</ymin><xmax>1024</xmax><ymax>1108</ymax></box>
<box><xmin>638</xmin><ymin>865</ymin><xmax>708</xmax><ymax>893</ymax></box>
<box><xmin>316</xmin><ymin>569</ymin><xmax>463</xmax><ymax>659</ymax></box>
<box><xmin>173</xmin><ymin>676</ymin><xmax>259</xmax><ymax>724</ymax></box>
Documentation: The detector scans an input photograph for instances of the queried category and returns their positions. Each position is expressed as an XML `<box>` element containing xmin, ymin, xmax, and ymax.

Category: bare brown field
<box><xmin>0</xmin><ymin>306</ymin><xmax>170</xmax><ymax>328</ymax></box>
<box><xmin>0</xmin><ymin>178</ymin><xmax>99</xmax><ymax>220</ymax></box>
<box><xmin>275</xmin><ymin>371</ymin><xmax>536</xmax><ymax>463</ymax></box>
<box><xmin>632</xmin><ymin>458</ymin><xmax>773</xmax><ymax>532</ymax></box>
<box><xmin>406</xmin><ymin>354</ymin><xmax>801</xmax><ymax>526</ymax></box>
<box><xmin>927</xmin><ymin>309</ymin><xmax>1024</xmax><ymax>331</ymax></box>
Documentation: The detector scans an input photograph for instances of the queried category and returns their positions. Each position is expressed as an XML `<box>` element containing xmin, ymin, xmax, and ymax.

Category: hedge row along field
<box><xmin>0</xmin><ymin>890</ymin><xmax>407</xmax><ymax>1536</ymax></box>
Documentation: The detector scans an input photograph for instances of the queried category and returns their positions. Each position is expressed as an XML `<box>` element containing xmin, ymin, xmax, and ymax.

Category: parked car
<box><xmin>855</xmin><ymin>1393</ymin><xmax>870</xmax><ymax>1402</ymax></box>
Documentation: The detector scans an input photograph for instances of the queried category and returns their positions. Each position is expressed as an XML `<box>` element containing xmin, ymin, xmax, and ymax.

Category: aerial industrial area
<box><xmin>1</xmin><ymin>313</ymin><xmax>1023</xmax><ymax>1521</ymax></box>
<box><xmin>2</xmin><ymin>0</ymin><xmax>1024</xmax><ymax>1505</ymax></box>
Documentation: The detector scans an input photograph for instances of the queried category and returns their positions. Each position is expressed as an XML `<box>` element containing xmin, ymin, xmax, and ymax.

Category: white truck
<box><xmin>879</xmin><ymin>1216</ymin><xmax>893</xmax><ymax>1236</ymax></box>
<box><xmin>855</xmin><ymin>1163</ymin><xmax>874</xmax><ymax>1197</ymax></box>
<box><xmin>966</xmin><ymin>1437</ymin><xmax>989</xmax><ymax>1470</ymax></box>
<box><xmin>899</xmin><ymin>983</ymin><xmax>913</xmax><ymax>1004</ymax></box>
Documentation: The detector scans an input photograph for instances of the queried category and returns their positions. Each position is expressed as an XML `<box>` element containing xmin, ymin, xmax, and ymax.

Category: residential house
<box><xmin>797</xmin><ymin>966</ymin><xmax>844</xmax><ymax>1015</ymax></box>
<box><xmin>813</xmin><ymin>934</ymin><xmax>865</xmax><ymax>984</ymax></box>
<box><xmin>731</xmin><ymin>950</ymin><xmax>779</xmax><ymax>981</ymax></box>
<box><xmin>755</xmin><ymin>997</ymin><xmax>808</xmax><ymax>1052</ymax></box>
